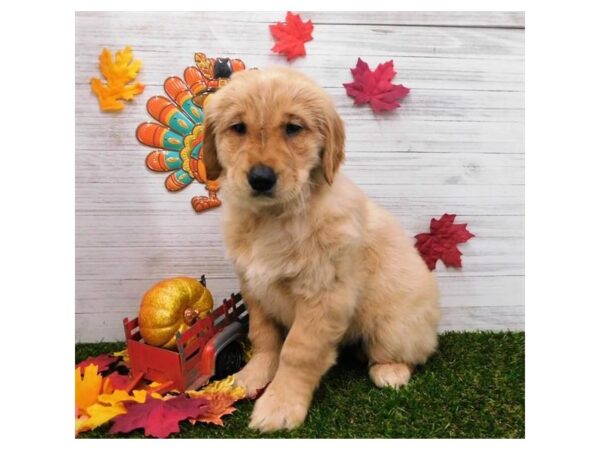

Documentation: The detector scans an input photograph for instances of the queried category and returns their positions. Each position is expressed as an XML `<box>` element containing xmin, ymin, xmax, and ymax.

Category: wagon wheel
<box><xmin>214</xmin><ymin>341</ymin><xmax>245</xmax><ymax>380</ymax></box>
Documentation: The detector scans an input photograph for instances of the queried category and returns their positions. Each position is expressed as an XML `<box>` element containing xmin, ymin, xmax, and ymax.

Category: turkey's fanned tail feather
<box><xmin>164</xmin><ymin>77</ymin><xmax>204</xmax><ymax>124</ymax></box>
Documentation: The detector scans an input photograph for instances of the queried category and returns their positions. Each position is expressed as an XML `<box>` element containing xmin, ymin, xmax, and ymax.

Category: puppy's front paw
<box><xmin>249</xmin><ymin>384</ymin><xmax>308</xmax><ymax>433</ymax></box>
<box><xmin>233</xmin><ymin>359</ymin><xmax>275</xmax><ymax>398</ymax></box>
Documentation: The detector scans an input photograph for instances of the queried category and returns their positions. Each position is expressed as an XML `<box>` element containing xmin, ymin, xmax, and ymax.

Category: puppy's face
<box><xmin>202</xmin><ymin>68</ymin><xmax>345</xmax><ymax>207</ymax></box>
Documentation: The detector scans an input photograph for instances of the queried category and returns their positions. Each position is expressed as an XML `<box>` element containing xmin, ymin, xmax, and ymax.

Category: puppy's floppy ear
<box><xmin>321</xmin><ymin>104</ymin><xmax>346</xmax><ymax>185</ymax></box>
<box><xmin>201</xmin><ymin>116</ymin><xmax>222</xmax><ymax>180</ymax></box>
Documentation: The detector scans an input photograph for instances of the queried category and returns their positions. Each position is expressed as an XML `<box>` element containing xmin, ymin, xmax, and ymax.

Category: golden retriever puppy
<box><xmin>202</xmin><ymin>67</ymin><xmax>440</xmax><ymax>433</ymax></box>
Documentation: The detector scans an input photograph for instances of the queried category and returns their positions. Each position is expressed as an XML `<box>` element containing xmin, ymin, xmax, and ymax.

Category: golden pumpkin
<box><xmin>138</xmin><ymin>277</ymin><xmax>214</xmax><ymax>348</ymax></box>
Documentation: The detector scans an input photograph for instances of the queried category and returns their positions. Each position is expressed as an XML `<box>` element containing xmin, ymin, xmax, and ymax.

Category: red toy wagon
<box><xmin>123</xmin><ymin>285</ymin><xmax>248</xmax><ymax>394</ymax></box>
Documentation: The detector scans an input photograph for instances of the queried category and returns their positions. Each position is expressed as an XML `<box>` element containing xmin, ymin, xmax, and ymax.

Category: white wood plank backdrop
<box><xmin>75</xmin><ymin>11</ymin><xmax>525</xmax><ymax>342</ymax></box>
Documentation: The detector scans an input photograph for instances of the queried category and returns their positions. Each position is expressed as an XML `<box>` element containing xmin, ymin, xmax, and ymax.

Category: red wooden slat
<box><xmin>124</xmin><ymin>372</ymin><xmax>144</xmax><ymax>393</ymax></box>
<box><xmin>130</xmin><ymin>331</ymin><xmax>142</xmax><ymax>341</ymax></box>
<box><xmin>123</xmin><ymin>317</ymin><xmax>140</xmax><ymax>340</ymax></box>
<box><xmin>212</xmin><ymin>302</ymin><xmax>226</xmax><ymax>319</ymax></box>
<box><xmin>183</xmin><ymin>334</ymin><xmax>208</xmax><ymax>360</ymax></box>
<box><xmin>179</xmin><ymin>315</ymin><xmax>212</xmax><ymax>343</ymax></box>
<box><xmin>148</xmin><ymin>380</ymin><xmax>175</xmax><ymax>395</ymax></box>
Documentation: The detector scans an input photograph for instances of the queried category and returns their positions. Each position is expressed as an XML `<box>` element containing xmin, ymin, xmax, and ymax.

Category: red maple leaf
<box><xmin>343</xmin><ymin>58</ymin><xmax>410</xmax><ymax>113</ymax></box>
<box><xmin>269</xmin><ymin>12</ymin><xmax>314</xmax><ymax>60</ymax></box>
<box><xmin>76</xmin><ymin>354</ymin><xmax>118</xmax><ymax>372</ymax></box>
<box><xmin>109</xmin><ymin>395</ymin><xmax>210</xmax><ymax>438</ymax></box>
<box><xmin>415</xmin><ymin>214</ymin><xmax>475</xmax><ymax>271</ymax></box>
<box><xmin>106</xmin><ymin>372</ymin><xmax>132</xmax><ymax>390</ymax></box>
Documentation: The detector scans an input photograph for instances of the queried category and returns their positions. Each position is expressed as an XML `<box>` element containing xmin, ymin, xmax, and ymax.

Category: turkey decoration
<box><xmin>136</xmin><ymin>53</ymin><xmax>246</xmax><ymax>213</ymax></box>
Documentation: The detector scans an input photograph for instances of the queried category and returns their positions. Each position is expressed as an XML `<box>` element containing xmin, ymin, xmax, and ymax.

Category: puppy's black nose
<box><xmin>247</xmin><ymin>165</ymin><xmax>277</xmax><ymax>193</ymax></box>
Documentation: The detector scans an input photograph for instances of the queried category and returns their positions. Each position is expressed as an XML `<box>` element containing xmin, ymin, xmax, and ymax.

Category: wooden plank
<box><xmin>76</xmin><ymin>11</ymin><xmax>525</xmax><ymax>29</ymax></box>
<box><xmin>302</xmin><ymin>12</ymin><xmax>525</xmax><ymax>28</ymax></box>
<box><xmin>76</xmin><ymin>277</ymin><xmax>239</xmax><ymax>314</ymax></box>
<box><xmin>75</xmin><ymin>182</ymin><xmax>524</xmax><ymax>216</ymax></box>
<box><xmin>75</xmin><ymin>232</ymin><xmax>523</xmax><ymax>281</ymax></box>
<box><xmin>76</xmin><ymin>86</ymin><xmax>523</xmax><ymax>128</ymax></box>
<box><xmin>76</xmin><ymin>304</ymin><xmax>524</xmax><ymax>342</ymax></box>
<box><xmin>437</xmin><ymin>275</ymin><xmax>523</xmax><ymax>308</ymax></box>
<box><xmin>76</xmin><ymin>214</ymin><xmax>523</xmax><ymax>248</ymax></box>
<box><xmin>76</xmin><ymin>150</ymin><xmax>523</xmax><ymax>186</ymax></box>
<box><xmin>76</xmin><ymin>106</ymin><xmax>524</xmax><ymax>157</ymax></box>
<box><xmin>269</xmin><ymin>12</ymin><xmax>525</xmax><ymax>28</ymax></box>
<box><xmin>77</xmin><ymin>275</ymin><xmax>524</xmax><ymax>313</ymax></box>
<box><xmin>77</xmin><ymin>107</ymin><xmax>524</xmax><ymax>153</ymax></box>
<box><xmin>439</xmin><ymin>305</ymin><xmax>524</xmax><ymax>331</ymax></box>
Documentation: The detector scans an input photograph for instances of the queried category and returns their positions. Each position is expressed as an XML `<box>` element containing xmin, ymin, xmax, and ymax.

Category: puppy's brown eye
<box><xmin>285</xmin><ymin>123</ymin><xmax>303</xmax><ymax>136</ymax></box>
<box><xmin>231</xmin><ymin>122</ymin><xmax>246</xmax><ymax>134</ymax></box>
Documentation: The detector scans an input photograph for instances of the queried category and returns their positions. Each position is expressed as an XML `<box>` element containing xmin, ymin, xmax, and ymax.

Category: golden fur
<box><xmin>202</xmin><ymin>67</ymin><xmax>440</xmax><ymax>432</ymax></box>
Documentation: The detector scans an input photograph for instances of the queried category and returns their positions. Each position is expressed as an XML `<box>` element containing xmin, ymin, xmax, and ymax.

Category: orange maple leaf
<box><xmin>186</xmin><ymin>376</ymin><xmax>246</xmax><ymax>426</ymax></box>
<box><xmin>188</xmin><ymin>392</ymin><xmax>239</xmax><ymax>426</ymax></box>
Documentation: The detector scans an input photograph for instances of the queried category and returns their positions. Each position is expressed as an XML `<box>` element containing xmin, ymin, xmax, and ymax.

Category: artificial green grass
<box><xmin>76</xmin><ymin>331</ymin><xmax>524</xmax><ymax>439</ymax></box>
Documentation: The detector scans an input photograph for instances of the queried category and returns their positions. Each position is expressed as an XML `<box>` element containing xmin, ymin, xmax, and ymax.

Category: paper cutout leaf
<box><xmin>414</xmin><ymin>214</ymin><xmax>475</xmax><ymax>270</ymax></box>
<box><xmin>269</xmin><ymin>12</ymin><xmax>314</xmax><ymax>60</ymax></box>
<box><xmin>111</xmin><ymin>349</ymin><xmax>129</xmax><ymax>365</ymax></box>
<box><xmin>343</xmin><ymin>58</ymin><xmax>410</xmax><ymax>113</ymax></box>
<box><xmin>76</xmin><ymin>354</ymin><xmax>118</xmax><ymax>372</ymax></box>
<box><xmin>189</xmin><ymin>375</ymin><xmax>246</xmax><ymax>399</ymax></box>
<box><xmin>79</xmin><ymin>403</ymin><xmax>127</xmax><ymax>433</ymax></box>
<box><xmin>98</xmin><ymin>389</ymin><xmax>148</xmax><ymax>406</ymax></box>
<box><xmin>75</xmin><ymin>365</ymin><xmax>104</xmax><ymax>413</ymax></box>
<box><xmin>75</xmin><ymin>414</ymin><xmax>90</xmax><ymax>435</ymax></box>
<box><xmin>189</xmin><ymin>392</ymin><xmax>239</xmax><ymax>426</ymax></box>
<box><xmin>76</xmin><ymin>390</ymin><xmax>148</xmax><ymax>435</ymax></box>
<box><xmin>90</xmin><ymin>46</ymin><xmax>145</xmax><ymax>112</ymax></box>
<box><xmin>109</xmin><ymin>395</ymin><xmax>210</xmax><ymax>438</ymax></box>
<box><xmin>106</xmin><ymin>372</ymin><xmax>131</xmax><ymax>391</ymax></box>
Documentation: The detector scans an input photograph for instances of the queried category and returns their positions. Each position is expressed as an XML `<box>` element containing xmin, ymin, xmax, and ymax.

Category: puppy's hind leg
<box><xmin>368</xmin><ymin>362</ymin><xmax>413</xmax><ymax>389</ymax></box>
<box><xmin>363</xmin><ymin>295</ymin><xmax>440</xmax><ymax>390</ymax></box>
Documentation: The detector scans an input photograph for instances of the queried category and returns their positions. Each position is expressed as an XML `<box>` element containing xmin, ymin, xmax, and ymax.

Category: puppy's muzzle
<box><xmin>247</xmin><ymin>165</ymin><xmax>277</xmax><ymax>195</ymax></box>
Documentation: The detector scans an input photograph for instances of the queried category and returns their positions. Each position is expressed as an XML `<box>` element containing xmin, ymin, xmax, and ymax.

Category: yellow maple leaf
<box><xmin>78</xmin><ymin>403</ymin><xmax>127</xmax><ymax>434</ymax></box>
<box><xmin>90</xmin><ymin>46</ymin><xmax>144</xmax><ymax>112</ymax></box>
<box><xmin>98</xmin><ymin>389</ymin><xmax>147</xmax><ymax>405</ymax></box>
<box><xmin>99</xmin><ymin>46</ymin><xmax>141</xmax><ymax>85</ymax></box>
<box><xmin>111</xmin><ymin>348</ymin><xmax>129</xmax><ymax>364</ymax></box>
<box><xmin>240</xmin><ymin>339</ymin><xmax>253</xmax><ymax>363</ymax></box>
<box><xmin>75</xmin><ymin>413</ymin><xmax>90</xmax><ymax>435</ymax></box>
<box><xmin>188</xmin><ymin>375</ymin><xmax>246</xmax><ymax>400</ymax></box>
<box><xmin>76</xmin><ymin>389</ymin><xmax>148</xmax><ymax>435</ymax></box>
<box><xmin>146</xmin><ymin>381</ymin><xmax>177</xmax><ymax>399</ymax></box>
<box><xmin>75</xmin><ymin>364</ymin><xmax>114</xmax><ymax>416</ymax></box>
<box><xmin>75</xmin><ymin>365</ymin><xmax>104</xmax><ymax>413</ymax></box>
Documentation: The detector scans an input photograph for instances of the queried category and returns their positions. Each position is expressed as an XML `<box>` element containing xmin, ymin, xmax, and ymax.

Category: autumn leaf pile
<box><xmin>75</xmin><ymin>352</ymin><xmax>246</xmax><ymax>438</ymax></box>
